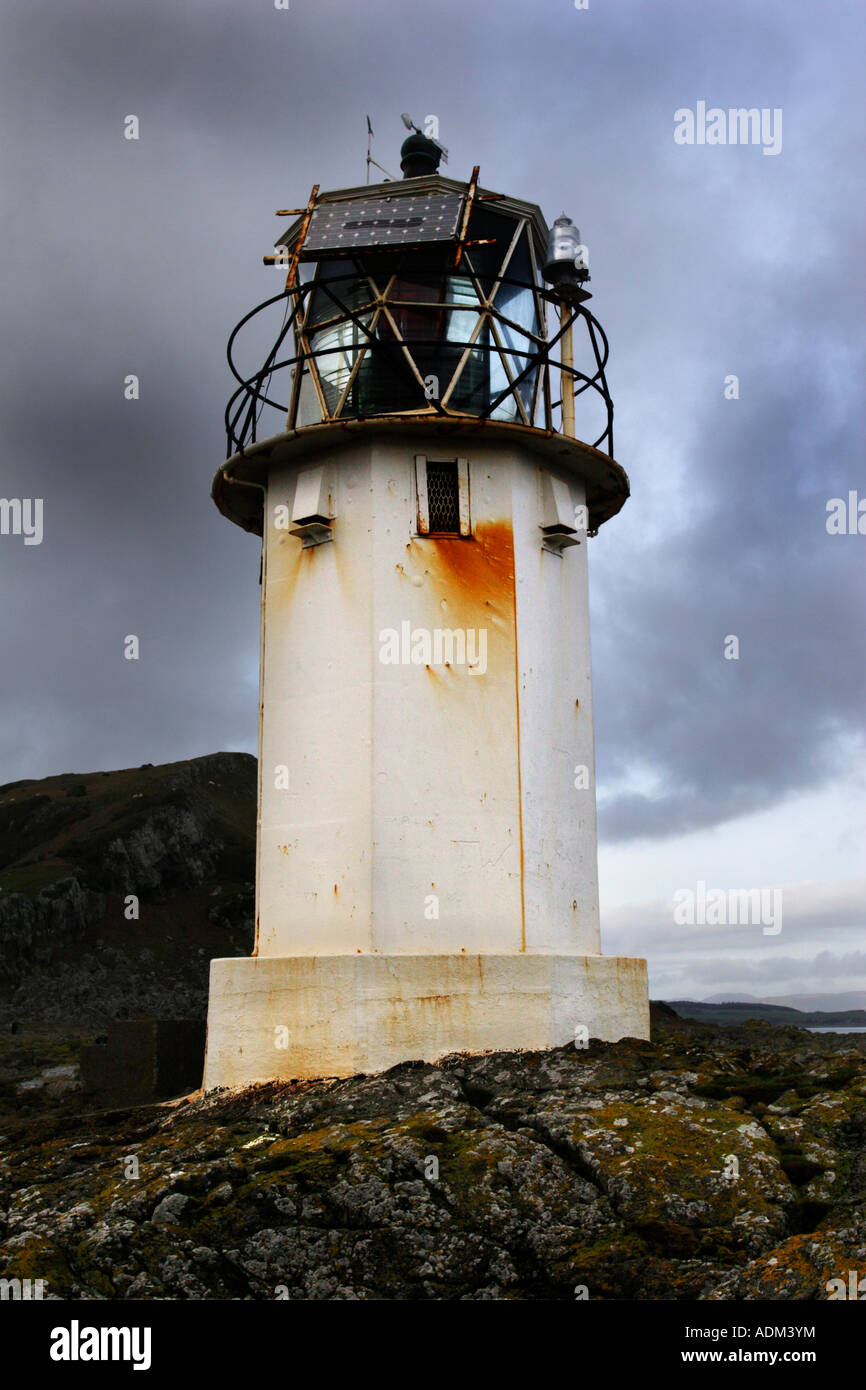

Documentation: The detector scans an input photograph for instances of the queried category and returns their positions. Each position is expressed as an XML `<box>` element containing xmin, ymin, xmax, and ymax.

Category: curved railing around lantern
<box><xmin>224</xmin><ymin>267</ymin><xmax>614</xmax><ymax>460</ymax></box>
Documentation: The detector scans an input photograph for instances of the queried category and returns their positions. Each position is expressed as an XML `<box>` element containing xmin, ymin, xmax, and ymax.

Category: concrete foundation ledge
<box><xmin>203</xmin><ymin>953</ymin><xmax>650</xmax><ymax>1088</ymax></box>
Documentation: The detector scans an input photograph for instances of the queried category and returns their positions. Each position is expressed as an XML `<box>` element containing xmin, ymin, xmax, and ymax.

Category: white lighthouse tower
<box><xmin>203</xmin><ymin>126</ymin><xmax>649</xmax><ymax>1088</ymax></box>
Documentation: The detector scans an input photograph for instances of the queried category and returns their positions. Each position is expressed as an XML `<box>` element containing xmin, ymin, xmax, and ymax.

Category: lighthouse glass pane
<box><xmin>444</xmin><ymin>275</ymin><xmax>479</xmax><ymax>346</ymax></box>
<box><xmin>386</xmin><ymin>271</ymin><xmax>462</xmax><ymax>391</ymax></box>
<box><xmin>493</xmin><ymin>232</ymin><xmax>540</xmax><ymax>420</ymax></box>
<box><xmin>492</xmin><ymin>333</ymin><xmax>537</xmax><ymax>420</ymax></box>
<box><xmin>487</xmin><ymin>347</ymin><xmax>520</xmax><ymax>422</ymax></box>
<box><xmin>464</xmin><ymin>207</ymin><xmax>516</xmax><ymax>296</ymax></box>
<box><xmin>352</xmin><ymin>336</ymin><xmax>424</xmax><ymax>415</ymax></box>
<box><xmin>443</xmin><ymin>276</ymin><xmax>489</xmax><ymax>413</ymax></box>
<box><xmin>449</xmin><ymin>330</ymin><xmax>495</xmax><ymax>414</ymax></box>
<box><xmin>306</xmin><ymin>260</ymin><xmax>374</xmax><ymax>327</ymax></box>
<box><xmin>309</xmin><ymin>312</ymin><xmax>373</xmax><ymax>415</ymax></box>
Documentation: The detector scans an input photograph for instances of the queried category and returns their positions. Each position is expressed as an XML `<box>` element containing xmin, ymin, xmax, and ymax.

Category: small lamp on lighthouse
<box><xmin>542</xmin><ymin>214</ymin><xmax>591</xmax><ymax>439</ymax></box>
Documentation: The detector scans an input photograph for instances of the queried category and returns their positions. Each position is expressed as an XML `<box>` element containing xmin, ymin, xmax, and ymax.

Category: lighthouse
<box><xmin>203</xmin><ymin>125</ymin><xmax>650</xmax><ymax>1088</ymax></box>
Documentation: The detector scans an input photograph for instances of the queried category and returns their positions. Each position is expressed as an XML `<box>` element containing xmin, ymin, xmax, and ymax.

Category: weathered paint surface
<box><xmin>255</xmin><ymin>432</ymin><xmax>599</xmax><ymax>958</ymax></box>
<box><xmin>203</xmin><ymin>952</ymin><xmax>650</xmax><ymax>1086</ymax></box>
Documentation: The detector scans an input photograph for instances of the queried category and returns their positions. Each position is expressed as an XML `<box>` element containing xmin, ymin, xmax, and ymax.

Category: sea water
<box><xmin>807</xmin><ymin>1026</ymin><xmax>866</xmax><ymax>1034</ymax></box>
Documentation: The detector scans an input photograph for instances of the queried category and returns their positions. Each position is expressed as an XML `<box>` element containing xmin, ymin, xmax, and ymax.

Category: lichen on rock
<box><xmin>1</xmin><ymin>1017</ymin><xmax>864</xmax><ymax>1300</ymax></box>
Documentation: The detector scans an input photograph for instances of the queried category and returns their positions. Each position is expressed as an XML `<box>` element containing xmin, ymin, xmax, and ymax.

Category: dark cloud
<box><xmin>0</xmin><ymin>0</ymin><xmax>862</xmax><ymax>858</ymax></box>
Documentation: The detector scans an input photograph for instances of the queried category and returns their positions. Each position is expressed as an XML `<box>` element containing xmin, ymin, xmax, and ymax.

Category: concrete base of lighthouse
<box><xmin>203</xmin><ymin>953</ymin><xmax>650</xmax><ymax>1089</ymax></box>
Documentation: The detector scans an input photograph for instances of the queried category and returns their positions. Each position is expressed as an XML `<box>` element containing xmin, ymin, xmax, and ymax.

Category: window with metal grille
<box><xmin>427</xmin><ymin>462</ymin><xmax>460</xmax><ymax>532</ymax></box>
<box><xmin>415</xmin><ymin>455</ymin><xmax>470</xmax><ymax>536</ymax></box>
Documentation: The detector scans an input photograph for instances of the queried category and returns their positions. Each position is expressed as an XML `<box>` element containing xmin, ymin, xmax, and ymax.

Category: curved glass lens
<box><xmin>295</xmin><ymin>226</ymin><xmax>543</xmax><ymax>424</ymax></box>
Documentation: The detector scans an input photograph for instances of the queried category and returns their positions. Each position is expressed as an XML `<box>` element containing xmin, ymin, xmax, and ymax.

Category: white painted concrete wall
<box><xmin>512</xmin><ymin>463</ymin><xmax>601</xmax><ymax>954</ymax></box>
<box><xmin>204</xmin><ymin>952</ymin><xmax>650</xmax><ymax>1087</ymax></box>
<box><xmin>255</xmin><ymin>431</ymin><xmax>600</xmax><ymax>959</ymax></box>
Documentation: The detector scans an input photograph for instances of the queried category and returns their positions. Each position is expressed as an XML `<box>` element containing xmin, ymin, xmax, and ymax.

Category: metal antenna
<box><xmin>365</xmin><ymin>115</ymin><xmax>396</xmax><ymax>183</ymax></box>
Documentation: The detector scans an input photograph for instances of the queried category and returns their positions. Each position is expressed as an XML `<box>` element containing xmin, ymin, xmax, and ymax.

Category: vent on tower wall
<box><xmin>289</xmin><ymin>465</ymin><xmax>334</xmax><ymax>547</ymax></box>
<box><xmin>428</xmin><ymin>462</ymin><xmax>459</xmax><ymax>531</ymax></box>
<box><xmin>539</xmin><ymin>472</ymin><xmax>580</xmax><ymax>555</ymax></box>
<box><xmin>415</xmin><ymin>455</ymin><xmax>470</xmax><ymax>536</ymax></box>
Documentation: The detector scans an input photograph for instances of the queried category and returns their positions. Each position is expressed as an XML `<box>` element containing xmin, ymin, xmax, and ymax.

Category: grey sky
<box><xmin>0</xmin><ymin>0</ymin><xmax>862</xmax><ymax>999</ymax></box>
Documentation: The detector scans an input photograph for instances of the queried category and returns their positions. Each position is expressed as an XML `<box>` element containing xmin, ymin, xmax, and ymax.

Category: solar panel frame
<box><xmin>300</xmin><ymin>192</ymin><xmax>464</xmax><ymax>256</ymax></box>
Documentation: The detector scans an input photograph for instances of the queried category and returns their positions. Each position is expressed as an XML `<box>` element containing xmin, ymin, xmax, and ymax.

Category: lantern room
<box><xmin>224</xmin><ymin>132</ymin><xmax>617</xmax><ymax>482</ymax></box>
<box><xmin>280</xmin><ymin>179</ymin><xmax>545</xmax><ymax>426</ymax></box>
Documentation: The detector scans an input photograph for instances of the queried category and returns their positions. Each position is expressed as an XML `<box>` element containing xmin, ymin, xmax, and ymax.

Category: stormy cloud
<box><xmin>0</xmin><ymin>0</ymin><xmax>862</xmax><ymax>997</ymax></box>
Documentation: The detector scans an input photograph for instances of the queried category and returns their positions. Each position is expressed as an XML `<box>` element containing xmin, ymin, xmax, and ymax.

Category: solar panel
<box><xmin>301</xmin><ymin>192</ymin><xmax>464</xmax><ymax>255</ymax></box>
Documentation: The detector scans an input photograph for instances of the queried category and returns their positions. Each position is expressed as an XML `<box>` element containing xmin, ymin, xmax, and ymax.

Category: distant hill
<box><xmin>705</xmin><ymin>992</ymin><xmax>866</xmax><ymax>1012</ymax></box>
<box><xmin>0</xmin><ymin>752</ymin><xmax>256</xmax><ymax>1027</ymax></box>
<box><xmin>765</xmin><ymin>991</ymin><xmax>866</xmax><ymax>1013</ymax></box>
<box><xmin>668</xmin><ymin>1000</ymin><xmax>866</xmax><ymax>1028</ymax></box>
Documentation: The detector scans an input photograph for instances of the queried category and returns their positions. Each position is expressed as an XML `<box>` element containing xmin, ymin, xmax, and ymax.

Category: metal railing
<box><xmin>224</xmin><ymin>267</ymin><xmax>614</xmax><ymax>459</ymax></box>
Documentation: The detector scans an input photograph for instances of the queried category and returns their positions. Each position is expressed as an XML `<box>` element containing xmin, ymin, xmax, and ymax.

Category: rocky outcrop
<box><xmin>0</xmin><ymin>878</ymin><xmax>105</xmax><ymax>976</ymax></box>
<box><xmin>2</xmin><ymin>755</ymin><xmax>863</xmax><ymax>1300</ymax></box>
<box><xmin>0</xmin><ymin>752</ymin><xmax>256</xmax><ymax>1027</ymax></box>
<box><xmin>1</xmin><ymin>1020</ymin><xmax>863</xmax><ymax>1300</ymax></box>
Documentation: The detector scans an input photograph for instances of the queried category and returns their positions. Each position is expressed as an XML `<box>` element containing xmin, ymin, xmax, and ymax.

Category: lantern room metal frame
<box><xmin>224</xmin><ymin>170</ymin><xmax>615</xmax><ymax>462</ymax></box>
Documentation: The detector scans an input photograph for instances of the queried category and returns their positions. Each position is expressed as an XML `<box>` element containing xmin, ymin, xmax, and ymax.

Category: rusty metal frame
<box><xmin>453</xmin><ymin>165</ymin><xmax>480</xmax><ymax>270</ymax></box>
<box><xmin>285</xmin><ymin>280</ymin><xmax>310</xmax><ymax>427</ymax></box>
<box><xmin>283</xmin><ymin>184</ymin><xmax>319</xmax><ymax>291</ymax></box>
